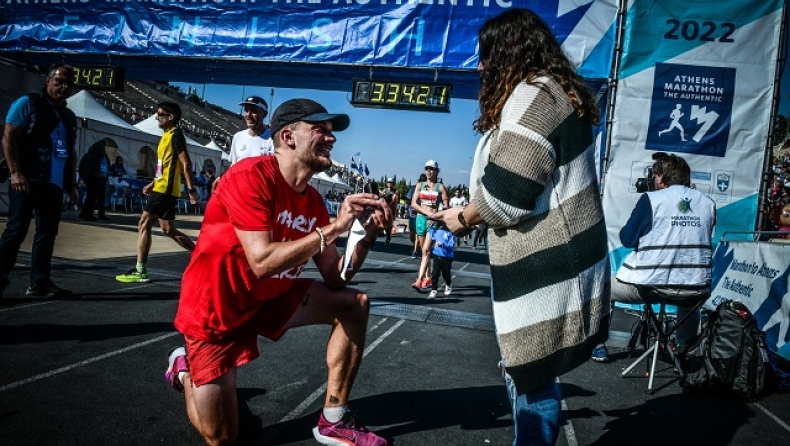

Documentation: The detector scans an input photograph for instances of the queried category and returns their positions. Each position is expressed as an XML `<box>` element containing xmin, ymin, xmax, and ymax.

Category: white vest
<box><xmin>617</xmin><ymin>185</ymin><xmax>715</xmax><ymax>287</ymax></box>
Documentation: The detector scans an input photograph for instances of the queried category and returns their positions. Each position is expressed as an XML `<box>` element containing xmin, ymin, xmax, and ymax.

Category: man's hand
<box><xmin>142</xmin><ymin>182</ymin><xmax>154</xmax><ymax>196</ymax></box>
<box><xmin>188</xmin><ymin>189</ymin><xmax>198</xmax><ymax>205</ymax></box>
<box><xmin>364</xmin><ymin>197</ymin><xmax>395</xmax><ymax>236</ymax></box>
<box><xmin>10</xmin><ymin>171</ymin><xmax>27</xmax><ymax>193</ymax></box>
<box><xmin>69</xmin><ymin>186</ymin><xmax>79</xmax><ymax>205</ymax></box>
<box><xmin>333</xmin><ymin>193</ymin><xmax>388</xmax><ymax>233</ymax></box>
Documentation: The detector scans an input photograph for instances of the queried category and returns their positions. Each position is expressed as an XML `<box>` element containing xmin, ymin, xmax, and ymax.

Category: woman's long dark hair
<box><xmin>474</xmin><ymin>9</ymin><xmax>601</xmax><ymax>133</ymax></box>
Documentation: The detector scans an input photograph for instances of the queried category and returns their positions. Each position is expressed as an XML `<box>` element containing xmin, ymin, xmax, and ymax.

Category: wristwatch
<box><xmin>189</xmin><ymin>187</ymin><xmax>197</xmax><ymax>194</ymax></box>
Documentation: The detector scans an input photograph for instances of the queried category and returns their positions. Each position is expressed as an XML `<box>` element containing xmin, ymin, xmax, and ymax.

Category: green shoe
<box><xmin>116</xmin><ymin>268</ymin><xmax>150</xmax><ymax>283</ymax></box>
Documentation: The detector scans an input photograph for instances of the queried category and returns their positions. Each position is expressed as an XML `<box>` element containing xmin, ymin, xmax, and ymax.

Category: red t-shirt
<box><xmin>175</xmin><ymin>156</ymin><xmax>330</xmax><ymax>341</ymax></box>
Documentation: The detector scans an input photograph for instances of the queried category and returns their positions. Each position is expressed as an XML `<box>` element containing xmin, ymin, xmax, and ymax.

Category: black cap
<box><xmin>269</xmin><ymin>98</ymin><xmax>350</xmax><ymax>136</ymax></box>
<box><xmin>238</xmin><ymin>95</ymin><xmax>268</xmax><ymax>112</ymax></box>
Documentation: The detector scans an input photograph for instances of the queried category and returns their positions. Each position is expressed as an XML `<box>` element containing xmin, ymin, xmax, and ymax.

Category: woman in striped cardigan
<box><xmin>436</xmin><ymin>9</ymin><xmax>611</xmax><ymax>445</ymax></box>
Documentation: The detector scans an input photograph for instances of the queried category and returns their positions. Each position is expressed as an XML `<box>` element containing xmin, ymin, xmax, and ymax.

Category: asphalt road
<box><xmin>1</xmin><ymin>211</ymin><xmax>788</xmax><ymax>445</ymax></box>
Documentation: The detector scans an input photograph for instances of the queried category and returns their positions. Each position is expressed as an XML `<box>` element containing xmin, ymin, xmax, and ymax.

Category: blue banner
<box><xmin>0</xmin><ymin>1</ymin><xmax>617</xmax><ymax>80</ymax></box>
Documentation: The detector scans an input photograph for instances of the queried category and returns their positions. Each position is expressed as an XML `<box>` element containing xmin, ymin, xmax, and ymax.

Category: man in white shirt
<box><xmin>228</xmin><ymin>95</ymin><xmax>274</xmax><ymax>164</ymax></box>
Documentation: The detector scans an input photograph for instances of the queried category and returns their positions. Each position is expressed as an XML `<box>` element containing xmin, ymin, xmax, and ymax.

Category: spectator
<box><xmin>380</xmin><ymin>178</ymin><xmax>400</xmax><ymax>245</ymax></box>
<box><xmin>435</xmin><ymin>10</ymin><xmax>610</xmax><ymax>445</ymax></box>
<box><xmin>449</xmin><ymin>187</ymin><xmax>469</xmax><ymax>245</ymax></box>
<box><xmin>108</xmin><ymin>155</ymin><xmax>130</xmax><ymax>188</ymax></box>
<box><xmin>78</xmin><ymin>140</ymin><xmax>111</xmax><ymax>221</ymax></box>
<box><xmin>427</xmin><ymin>221</ymin><xmax>455</xmax><ymax>298</ymax></box>
<box><xmin>228</xmin><ymin>95</ymin><xmax>273</xmax><ymax>164</ymax></box>
<box><xmin>0</xmin><ymin>63</ymin><xmax>79</xmax><ymax>299</ymax></box>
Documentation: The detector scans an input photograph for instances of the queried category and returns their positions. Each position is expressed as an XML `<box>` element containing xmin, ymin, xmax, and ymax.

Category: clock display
<box><xmin>351</xmin><ymin>79</ymin><xmax>451</xmax><ymax>112</ymax></box>
<box><xmin>73</xmin><ymin>66</ymin><xmax>125</xmax><ymax>91</ymax></box>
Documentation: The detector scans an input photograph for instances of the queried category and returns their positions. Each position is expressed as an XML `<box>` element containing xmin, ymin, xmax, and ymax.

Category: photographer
<box><xmin>591</xmin><ymin>151</ymin><xmax>716</xmax><ymax>363</ymax></box>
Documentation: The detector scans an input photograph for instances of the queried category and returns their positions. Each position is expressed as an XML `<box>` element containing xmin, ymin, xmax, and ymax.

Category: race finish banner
<box><xmin>0</xmin><ymin>1</ymin><xmax>618</xmax><ymax>84</ymax></box>
<box><xmin>707</xmin><ymin>241</ymin><xmax>790</xmax><ymax>360</ymax></box>
<box><xmin>603</xmin><ymin>0</ymin><xmax>784</xmax><ymax>270</ymax></box>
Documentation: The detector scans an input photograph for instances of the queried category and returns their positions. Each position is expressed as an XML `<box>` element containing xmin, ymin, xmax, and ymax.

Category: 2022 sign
<box><xmin>664</xmin><ymin>19</ymin><xmax>735</xmax><ymax>43</ymax></box>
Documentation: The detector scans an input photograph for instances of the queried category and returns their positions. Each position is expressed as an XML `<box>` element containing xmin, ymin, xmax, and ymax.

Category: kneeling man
<box><xmin>167</xmin><ymin>99</ymin><xmax>392</xmax><ymax>446</ymax></box>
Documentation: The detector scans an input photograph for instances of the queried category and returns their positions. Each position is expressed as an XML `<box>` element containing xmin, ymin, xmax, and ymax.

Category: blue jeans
<box><xmin>0</xmin><ymin>181</ymin><xmax>64</xmax><ymax>285</ymax></box>
<box><xmin>502</xmin><ymin>363</ymin><xmax>562</xmax><ymax>446</ymax></box>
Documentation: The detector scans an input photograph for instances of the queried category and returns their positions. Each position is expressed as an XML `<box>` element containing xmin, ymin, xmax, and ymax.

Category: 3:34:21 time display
<box><xmin>352</xmin><ymin>80</ymin><xmax>451</xmax><ymax>112</ymax></box>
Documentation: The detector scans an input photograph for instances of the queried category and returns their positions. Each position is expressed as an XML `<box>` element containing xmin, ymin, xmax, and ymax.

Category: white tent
<box><xmin>204</xmin><ymin>140</ymin><xmax>223</xmax><ymax>151</ymax></box>
<box><xmin>70</xmin><ymin>91</ymin><xmax>164</xmax><ymax>177</ymax></box>
<box><xmin>134</xmin><ymin>114</ymin><xmax>204</xmax><ymax>146</ymax></box>
<box><xmin>68</xmin><ymin>91</ymin><xmax>223</xmax><ymax>180</ymax></box>
<box><xmin>331</xmin><ymin>173</ymin><xmax>354</xmax><ymax>191</ymax></box>
<box><xmin>69</xmin><ymin>90</ymin><xmax>141</xmax><ymax>131</ymax></box>
<box><xmin>309</xmin><ymin>171</ymin><xmax>337</xmax><ymax>196</ymax></box>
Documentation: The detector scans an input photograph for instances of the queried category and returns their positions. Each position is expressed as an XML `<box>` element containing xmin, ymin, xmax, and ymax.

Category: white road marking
<box><xmin>755</xmin><ymin>402</ymin><xmax>790</xmax><ymax>432</ymax></box>
<box><xmin>0</xmin><ymin>332</ymin><xmax>181</xmax><ymax>393</ymax></box>
<box><xmin>558</xmin><ymin>377</ymin><xmax>579</xmax><ymax>446</ymax></box>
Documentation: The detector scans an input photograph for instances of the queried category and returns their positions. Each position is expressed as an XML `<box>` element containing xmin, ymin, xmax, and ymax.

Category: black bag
<box><xmin>680</xmin><ymin>299</ymin><xmax>769</xmax><ymax>399</ymax></box>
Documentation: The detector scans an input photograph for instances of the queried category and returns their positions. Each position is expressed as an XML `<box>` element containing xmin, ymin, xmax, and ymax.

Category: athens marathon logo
<box><xmin>672</xmin><ymin>199</ymin><xmax>701</xmax><ymax>226</ymax></box>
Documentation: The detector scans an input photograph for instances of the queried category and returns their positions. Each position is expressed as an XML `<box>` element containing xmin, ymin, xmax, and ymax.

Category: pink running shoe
<box><xmin>313</xmin><ymin>411</ymin><xmax>389</xmax><ymax>446</ymax></box>
<box><xmin>165</xmin><ymin>346</ymin><xmax>188</xmax><ymax>392</ymax></box>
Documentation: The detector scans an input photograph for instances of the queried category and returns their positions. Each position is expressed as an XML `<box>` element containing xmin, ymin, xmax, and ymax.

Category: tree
<box><xmin>774</xmin><ymin>114</ymin><xmax>788</xmax><ymax>144</ymax></box>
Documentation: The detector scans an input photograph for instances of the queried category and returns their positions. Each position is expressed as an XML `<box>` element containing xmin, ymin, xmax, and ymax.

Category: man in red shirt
<box><xmin>168</xmin><ymin>99</ymin><xmax>393</xmax><ymax>446</ymax></box>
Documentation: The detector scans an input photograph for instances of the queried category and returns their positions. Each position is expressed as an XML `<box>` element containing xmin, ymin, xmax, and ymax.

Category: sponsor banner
<box><xmin>708</xmin><ymin>241</ymin><xmax>790</xmax><ymax>360</ymax></box>
<box><xmin>604</xmin><ymin>0</ymin><xmax>784</xmax><ymax>268</ymax></box>
<box><xmin>0</xmin><ymin>1</ymin><xmax>617</xmax><ymax>79</ymax></box>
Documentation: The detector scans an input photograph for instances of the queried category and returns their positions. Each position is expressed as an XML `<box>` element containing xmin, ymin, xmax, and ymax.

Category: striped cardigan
<box><xmin>472</xmin><ymin>77</ymin><xmax>610</xmax><ymax>393</ymax></box>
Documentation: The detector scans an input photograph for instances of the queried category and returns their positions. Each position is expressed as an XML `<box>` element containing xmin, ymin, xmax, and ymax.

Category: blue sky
<box><xmin>174</xmin><ymin>83</ymin><xmax>481</xmax><ymax>188</ymax></box>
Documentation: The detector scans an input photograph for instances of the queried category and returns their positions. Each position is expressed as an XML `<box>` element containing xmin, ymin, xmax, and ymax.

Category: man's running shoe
<box><xmin>25</xmin><ymin>278</ymin><xmax>72</xmax><ymax>298</ymax></box>
<box><xmin>116</xmin><ymin>268</ymin><xmax>150</xmax><ymax>283</ymax></box>
<box><xmin>444</xmin><ymin>285</ymin><xmax>452</xmax><ymax>296</ymax></box>
<box><xmin>313</xmin><ymin>411</ymin><xmax>389</xmax><ymax>446</ymax></box>
<box><xmin>428</xmin><ymin>290</ymin><xmax>438</xmax><ymax>298</ymax></box>
<box><xmin>165</xmin><ymin>346</ymin><xmax>188</xmax><ymax>392</ymax></box>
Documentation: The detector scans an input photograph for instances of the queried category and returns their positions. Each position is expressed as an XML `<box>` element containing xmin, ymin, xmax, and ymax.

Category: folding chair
<box><xmin>620</xmin><ymin>285</ymin><xmax>709</xmax><ymax>394</ymax></box>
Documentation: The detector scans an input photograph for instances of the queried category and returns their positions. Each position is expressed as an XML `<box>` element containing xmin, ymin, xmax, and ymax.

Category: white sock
<box><xmin>323</xmin><ymin>405</ymin><xmax>349</xmax><ymax>423</ymax></box>
<box><xmin>178</xmin><ymin>371</ymin><xmax>188</xmax><ymax>384</ymax></box>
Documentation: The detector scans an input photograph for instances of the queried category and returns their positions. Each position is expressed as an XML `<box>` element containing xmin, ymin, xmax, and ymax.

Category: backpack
<box><xmin>680</xmin><ymin>299</ymin><xmax>770</xmax><ymax>399</ymax></box>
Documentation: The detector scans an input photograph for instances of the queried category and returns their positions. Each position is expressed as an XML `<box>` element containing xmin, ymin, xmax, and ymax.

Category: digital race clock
<box><xmin>73</xmin><ymin>66</ymin><xmax>125</xmax><ymax>91</ymax></box>
<box><xmin>351</xmin><ymin>79</ymin><xmax>451</xmax><ymax>112</ymax></box>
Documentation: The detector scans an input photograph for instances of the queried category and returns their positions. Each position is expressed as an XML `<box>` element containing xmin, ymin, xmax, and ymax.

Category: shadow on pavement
<box><xmin>245</xmin><ymin>385</ymin><xmax>511</xmax><ymax>445</ymax></box>
<box><xmin>587</xmin><ymin>393</ymin><xmax>753</xmax><ymax>446</ymax></box>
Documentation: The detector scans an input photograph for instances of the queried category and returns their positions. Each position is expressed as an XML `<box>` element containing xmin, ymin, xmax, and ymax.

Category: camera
<box><xmin>635</xmin><ymin>167</ymin><xmax>655</xmax><ymax>193</ymax></box>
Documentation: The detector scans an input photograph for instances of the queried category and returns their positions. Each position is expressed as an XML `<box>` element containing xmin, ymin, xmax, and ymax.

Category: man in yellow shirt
<box><xmin>116</xmin><ymin>102</ymin><xmax>198</xmax><ymax>283</ymax></box>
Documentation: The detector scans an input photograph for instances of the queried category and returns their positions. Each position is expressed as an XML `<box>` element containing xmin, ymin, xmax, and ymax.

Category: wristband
<box><xmin>358</xmin><ymin>237</ymin><xmax>375</xmax><ymax>249</ymax></box>
<box><xmin>458</xmin><ymin>209</ymin><xmax>471</xmax><ymax>229</ymax></box>
<box><xmin>189</xmin><ymin>187</ymin><xmax>197</xmax><ymax>194</ymax></box>
<box><xmin>316</xmin><ymin>227</ymin><xmax>327</xmax><ymax>253</ymax></box>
